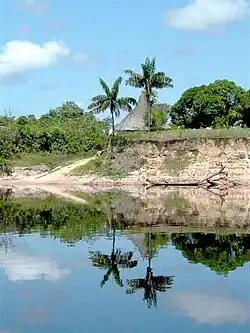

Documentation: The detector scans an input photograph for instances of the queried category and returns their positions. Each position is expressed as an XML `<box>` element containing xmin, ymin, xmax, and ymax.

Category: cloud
<box><xmin>171</xmin><ymin>292</ymin><xmax>250</xmax><ymax>325</ymax></box>
<box><xmin>17</xmin><ymin>0</ymin><xmax>49</xmax><ymax>14</ymax></box>
<box><xmin>0</xmin><ymin>40</ymin><xmax>69</xmax><ymax>78</ymax></box>
<box><xmin>72</xmin><ymin>52</ymin><xmax>101</xmax><ymax>67</ymax></box>
<box><xmin>165</xmin><ymin>0</ymin><xmax>249</xmax><ymax>31</ymax></box>
<box><xmin>0</xmin><ymin>250</ymin><xmax>70</xmax><ymax>281</ymax></box>
<box><xmin>73</xmin><ymin>52</ymin><xmax>90</xmax><ymax>64</ymax></box>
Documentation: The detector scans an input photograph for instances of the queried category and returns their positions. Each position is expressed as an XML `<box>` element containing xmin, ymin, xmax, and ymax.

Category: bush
<box><xmin>0</xmin><ymin>102</ymin><xmax>109</xmax><ymax>167</ymax></box>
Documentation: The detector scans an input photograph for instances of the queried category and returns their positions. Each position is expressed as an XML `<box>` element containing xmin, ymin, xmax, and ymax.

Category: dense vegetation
<box><xmin>171</xmin><ymin>80</ymin><xmax>250</xmax><ymax>129</ymax></box>
<box><xmin>0</xmin><ymin>101</ymin><xmax>109</xmax><ymax>172</ymax></box>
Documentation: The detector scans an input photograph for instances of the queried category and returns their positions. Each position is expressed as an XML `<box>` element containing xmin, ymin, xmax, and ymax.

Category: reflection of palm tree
<box><xmin>89</xmin><ymin>228</ymin><xmax>138</xmax><ymax>288</ymax></box>
<box><xmin>126</xmin><ymin>232</ymin><xmax>174</xmax><ymax>308</ymax></box>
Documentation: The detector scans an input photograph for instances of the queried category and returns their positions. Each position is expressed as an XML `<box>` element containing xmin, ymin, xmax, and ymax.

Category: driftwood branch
<box><xmin>145</xmin><ymin>163</ymin><xmax>237</xmax><ymax>190</ymax></box>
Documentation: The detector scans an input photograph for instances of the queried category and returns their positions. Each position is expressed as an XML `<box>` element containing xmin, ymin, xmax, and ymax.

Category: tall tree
<box><xmin>88</xmin><ymin>77</ymin><xmax>137</xmax><ymax>140</ymax></box>
<box><xmin>124</xmin><ymin>57</ymin><xmax>173</xmax><ymax>132</ymax></box>
<box><xmin>170</xmin><ymin>80</ymin><xmax>245</xmax><ymax>128</ymax></box>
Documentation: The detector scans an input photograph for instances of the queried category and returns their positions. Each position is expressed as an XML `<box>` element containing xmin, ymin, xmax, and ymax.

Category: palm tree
<box><xmin>124</xmin><ymin>57</ymin><xmax>173</xmax><ymax>132</ymax></box>
<box><xmin>126</xmin><ymin>233</ymin><xmax>174</xmax><ymax>308</ymax></box>
<box><xmin>89</xmin><ymin>228</ymin><xmax>138</xmax><ymax>288</ymax></box>
<box><xmin>88</xmin><ymin>77</ymin><xmax>137</xmax><ymax>140</ymax></box>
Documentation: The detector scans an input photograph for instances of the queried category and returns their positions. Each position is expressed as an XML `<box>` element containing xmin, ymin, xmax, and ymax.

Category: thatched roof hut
<box><xmin>116</xmin><ymin>92</ymin><xmax>148</xmax><ymax>132</ymax></box>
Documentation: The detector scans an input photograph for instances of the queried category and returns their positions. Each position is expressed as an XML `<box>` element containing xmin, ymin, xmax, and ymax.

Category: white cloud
<box><xmin>18</xmin><ymin>0</ymin><xmax>49</xmax><ymax>14</ymax></box>
<box><xmin>165</xmin><ymin>0</ymin><xmax>249</xmax><ymax>30</ymax></box>
<box><xmin>73</xmin><ymin>52</ymin><xmax>90</xmax><ymax>64</ymax></box>
<box><xmin>0</xmin><ymin>40</ymin><xmax>69</xmax><ymax>78</ymax></box>
<box><xmin>171</xmin><ymin>292</ymin><xmax>250</xmax><ymax>325</ymax></box>
<box><xmin>0</xmin><ymin>250</ymin><xmax>70</xmax><ymax>281</ymax></box>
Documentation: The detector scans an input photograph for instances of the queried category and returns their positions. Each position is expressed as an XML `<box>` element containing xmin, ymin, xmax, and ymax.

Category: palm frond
<box><xmin>141</xmin><ymin>57</ymin><xmax>156</xmax><ymax>79</ymax></box>
<box><xmin>99</xmin><ymin>77</ymin><xmax>111</xmax><ymax>97</ymax></box>
<box><xmin>88</xmin><ymin>100</ymin><xmax>110</xmax><ymax>114</ymax></box>
<box><xmin>111</xmin><ymin>76</ymin><xmax>122</xmax><ymax>100</ymax></box>
<box><xmin>100</xmin><ymin>268</ymin><xmax>113</xmax><ymax>287</ymax></box>
<box><xmin>90</xmin><ymin>94</ymin><xmax>109</xmax><ymax>103</ymax></box>
<box><xmin>151</xmin><ymin>72</ymin><xmax>173</xmax><ymax>89</ymax></box>
<box><xmin>116</xmin><ymin>97</ymin><xmax>137</xmax><ymax>112</ymax></box>
<box><xmin>124</xmin><ymin>70</ymin><xmax>144</xmax><ymax>88</ymax></box>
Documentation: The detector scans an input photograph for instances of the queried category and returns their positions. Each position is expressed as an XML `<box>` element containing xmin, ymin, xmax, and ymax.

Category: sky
<box><xmin>0</xmin><ymin>0</ymin><xmax>250</xmax><ymax>118</ymax></box>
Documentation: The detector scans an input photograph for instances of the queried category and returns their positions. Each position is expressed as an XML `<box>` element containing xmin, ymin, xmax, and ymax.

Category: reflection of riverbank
<box><xmin>1</xmin><ymin>185</ymin><xmax>250</xmax><ymax>232</ymax></box>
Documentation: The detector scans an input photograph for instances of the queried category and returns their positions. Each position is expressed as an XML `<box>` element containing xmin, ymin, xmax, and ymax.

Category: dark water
<box><xmin>0</xmin><ymin>189</ymin><xmax>250</xmax><ymax>333</ymax></box>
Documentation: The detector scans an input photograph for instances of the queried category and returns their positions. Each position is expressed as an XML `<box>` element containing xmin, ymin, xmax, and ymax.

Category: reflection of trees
<box><xmin>126</xmin><ymin>232</ymin><xmax>174</xmax><ymax>308</ymax></box>
<box><xmin>0</xmin><ymin>194</ymin><xmax>107</xmax><ymax>245</ymax></box>
<box><xmin>89</xmin><ymin>228</ymin><xmax>138</xmax><ymax>287</ymax></box>
<box><xmin>171</xmin><ymin>233</ymin><xmax>250</xmax><ymax>276</ymax></box>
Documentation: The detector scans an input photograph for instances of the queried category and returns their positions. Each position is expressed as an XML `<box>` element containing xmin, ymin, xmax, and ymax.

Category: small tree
<box><xmin>143</xmin><ymin>103</ymin><xmax>170</xmax><ymax>131</ymax></box>
<box><xmin>88</xmin><ymin>77</ymin><xmax>137</xmax><ymax>151</ymax></box>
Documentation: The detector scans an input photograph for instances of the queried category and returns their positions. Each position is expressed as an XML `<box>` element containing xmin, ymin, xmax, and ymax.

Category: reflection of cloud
<box><xmin>0</xmin><ymin>251</ymin><xmax>69</xmax><ymax>281</ymax></box>
<box><xmin>171</xmin><ymin>292</ymin><xmax>250</xmax><ymax>325</ymax></box>
<box><xmin>21</xmin><ymin>307</ymin><xmax>50</xmax><ymax>324</ymax></box>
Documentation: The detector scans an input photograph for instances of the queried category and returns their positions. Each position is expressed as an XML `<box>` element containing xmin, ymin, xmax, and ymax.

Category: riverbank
<box><xmin>1</xmin><ymin>136</ymin><xmax>250</xmax><ymax>187</ymax></box>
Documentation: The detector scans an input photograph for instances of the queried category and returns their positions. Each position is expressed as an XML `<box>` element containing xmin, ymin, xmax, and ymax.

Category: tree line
<box><xmin>1</xmin><ymin>56</ymin><xmax>250</xmax><ymax>170</ymax></box>
<box><xmin>88</xmin><ymin>57</ymin><xmax>250</xmax><ymax>133</ymax></box>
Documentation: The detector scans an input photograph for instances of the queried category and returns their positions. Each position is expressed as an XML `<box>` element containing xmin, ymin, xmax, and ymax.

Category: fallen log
<box><xmin>145</xmin><ymin>163</ymin><xmax>237</xmax><ymax>190</ymax></box>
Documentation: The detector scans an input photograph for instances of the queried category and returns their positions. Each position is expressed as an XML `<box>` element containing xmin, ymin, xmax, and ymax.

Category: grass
<box><xmin>10</xmin><ymin>151</ymin><xmax>95</xmax><ymax>170</ymax></box>
<box><xmin>72</xmin><ymin>152</ymin><xmax>145</xmax><ymax>180</ymax></box>
<box><xmin>119</xmin><ymin>127</ymin><xmax>250</xmax><ymax>141</ymax></box>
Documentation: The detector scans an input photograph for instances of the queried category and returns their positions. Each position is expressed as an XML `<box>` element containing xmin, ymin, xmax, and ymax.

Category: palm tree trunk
<box><xmin>110</xmin><ymin>107</ymin><xmax>115</xmax><ymax>153</ymax></box>
<box><xmin>146</xmin><ymin>94</ymin><xmax>151</xmax><ymax>132</ymax></box>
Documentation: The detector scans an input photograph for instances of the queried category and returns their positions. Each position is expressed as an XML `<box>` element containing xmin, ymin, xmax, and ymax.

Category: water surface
<box><xmin>0</xmin><ymin>188</ymin><xmax>249</xmax><ymax>333</ymax></box>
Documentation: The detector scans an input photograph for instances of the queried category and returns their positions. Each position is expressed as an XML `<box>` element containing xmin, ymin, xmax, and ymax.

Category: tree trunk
<box><xmin>110</xmin><ymin>107</ymin><xmax>115</xmax><ymax>153</ymax></box>
<box><xmin>146</xmin><ymin>94</ymin><xmax>151</xmax><ymax>132</ymax></box>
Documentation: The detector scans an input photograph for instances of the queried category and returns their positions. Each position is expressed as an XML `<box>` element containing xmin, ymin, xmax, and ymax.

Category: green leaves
<box><xmin>99</xmin><ymin>78</ymin><xmax>111</xmax><ymax>97</ymax></box>
<box><xmin>124</xmin><ymin>70</ymin><xmax>144</xmax><ymax>88</ymax></box>
<box><xmin>170</xmin><ymin>80</ymin><xmax>247</xmax><ymax>128</ymax></box>
<box><xmin>88</xmin><ymin>76</ymin><xmax>137</xmax><ymax>137</ymax></box>
<box><xmin>125</xmin><ymin>57</ymin><xmax>173</xmax><ymax>92</ymax></box>
<box><xmin>111</xmin><ymin>76</ymin><xmax>123</xmax><ymax>100</ymax></box>
<box><xmin>125</xmin><ymin>57</ymin><xmax>173</xmax><ymax>131</ymax></box>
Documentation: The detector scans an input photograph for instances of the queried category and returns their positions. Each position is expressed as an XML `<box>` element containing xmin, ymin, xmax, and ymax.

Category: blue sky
<box><xmin>0</xmin><ymin>0</ymin><xmax>249</xmax><ymax>118</ymax></box>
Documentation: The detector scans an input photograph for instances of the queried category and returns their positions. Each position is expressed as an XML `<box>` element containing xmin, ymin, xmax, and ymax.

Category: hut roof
<box><xmin>116</xmin><ymin>92</ymin><xmax>148</xmax><ymax>131</ymax></box>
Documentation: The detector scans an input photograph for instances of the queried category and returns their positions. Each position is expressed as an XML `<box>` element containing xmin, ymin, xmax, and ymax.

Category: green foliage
<box><xmin>72</xmin><ymin>151</ymin><xmax>144</xmax><ymax>180</ymax></box>
<box><xmin>170</xmin><ymin>80</ymin><xmax>246</xmax><ymax>128</ymax></box>
<box><xmin>143</xmin><ymin>103</ymin><xmax>170</xmax><ymax>130</ymax></box>
<box><xmin>0</xmin><ymin>101</ymin><xmax>109</xmax><ymax>170</ymax></box>
<box><xmin>88</xmin><ymin>77</ymin><xmax>136</xmax><ymax>137</ymax></box>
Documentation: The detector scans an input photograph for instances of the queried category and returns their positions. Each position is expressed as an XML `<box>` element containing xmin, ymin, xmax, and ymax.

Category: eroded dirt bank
<box><xmin>1</xmin><ymin>137</ymin><xmax>250</xmax><ymax>185</ymax></box>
